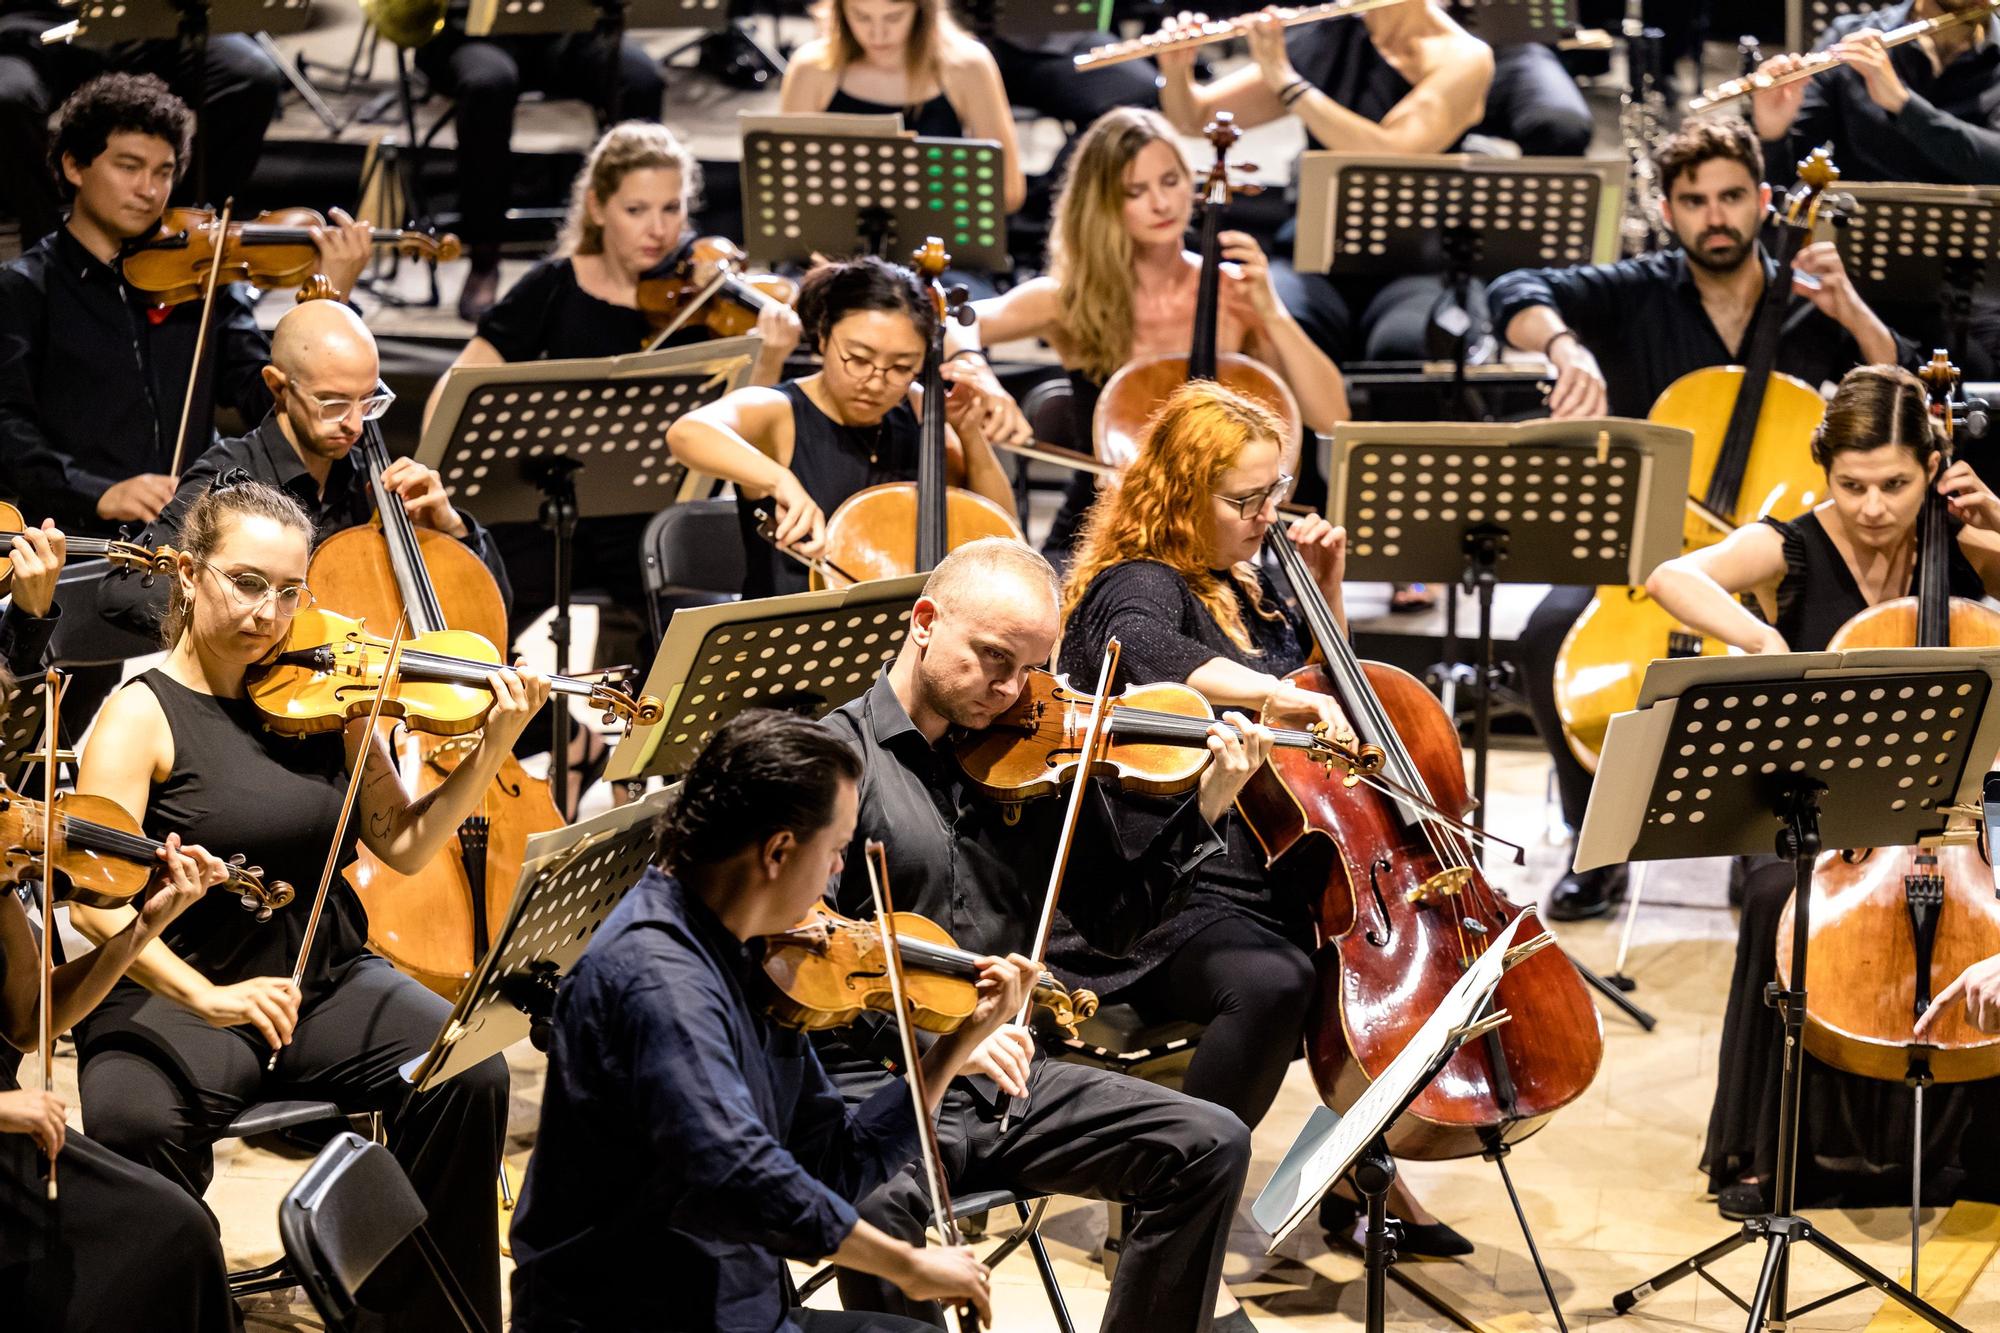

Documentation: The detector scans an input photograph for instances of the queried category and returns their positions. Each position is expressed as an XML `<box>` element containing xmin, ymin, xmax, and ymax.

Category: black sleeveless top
<box><xmin>734</xmin><ymin>380</ymin><xmax>922</xmax><ymax>598</ymax></box>
<box><xmin>1286</xmin><ymin>21</ymin><xmax>1414</xmax><ymax>150</ymax></box>
<box><xmin>477</xmin><ymin>255</ymin><xmax>654</xmax><ymax>361</ymax></box>
<box><xmin>133</xmin><ymin>671</ymin><xmax>364</xmax><ymax>1000</ymax></box>
<box><xmin>1761</xmin><ymin>510</ymin><xmax>1989</xmax><ymax>653</ymax></box>
<box><xmin>826</xmin><ymin>87</ymin><xmax>963</xmax><ymax>138</ymax></box>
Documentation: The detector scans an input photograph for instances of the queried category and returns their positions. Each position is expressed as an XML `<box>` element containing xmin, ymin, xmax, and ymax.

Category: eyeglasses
<box><xmin>200</xmin><ymin>562</ymin><xmax>316</xmax><ymax>616</ymax></box>
<box><xmin>829</xmin><ymin>340</ymin><xmax>921</xmax><ymax>387</ymax></box>
<box><xmin>1212</xmin><ymin>473</ymin><xmax>1294</xmax><ymax>519</ymax></box>
<box><xmin>286</xmin><ymin>378</ymin><xmax>397</xmax><ymax>425</ymax></box>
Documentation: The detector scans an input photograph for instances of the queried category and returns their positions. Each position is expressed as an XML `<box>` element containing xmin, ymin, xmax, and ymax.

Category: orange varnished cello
<box><xmin>1775</xmin><ymin>354</ymin><xmax>2000</xmax><ymax>1085</ymax></box>
<box><xmin>1236</xmin><ymin>527</ymin><xmax>1604</xmax><ymax>1158</ymax></box>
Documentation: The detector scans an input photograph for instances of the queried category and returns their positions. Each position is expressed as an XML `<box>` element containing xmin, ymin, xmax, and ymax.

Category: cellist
<box><xmin>1485</xmin><ymin>118</ymin><xmax>1917</xmax><ymax>921</ymax></box>
<box><xmin>1645</xmin><ymin>364</ymin><xmax>2000</xmax><ymax>1221</ymax></box>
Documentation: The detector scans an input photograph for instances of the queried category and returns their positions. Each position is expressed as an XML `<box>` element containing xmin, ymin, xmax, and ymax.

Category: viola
<box><xmin>762</xmin><ymin>900</ymin><xmax>1099</xmax><ymax>1038</ymax></box>
<box><xmin>248</xmin><ymin>607</ymin><xmax>664</xmax><ymax>738</ymax></box>
<box><xmin>0</xmin><ymin>501</ymin><xmax>178</xmax><ymax>596</ymax></box>
<box><xmin>0</xmin><ymin>779</ymin><xmax>292</xmax><ymax>918</ymax></box>
<box><xmin>636</xmin><ymin>236</ymin><xmax>799</xmax><ymax>344</ymax></box>
<box><xmin>121</xmin><ymin>207</ymin><xmax>461</xmax><ymax>306</ymax></box>
<box><xmin>1236</xmin><ymin>527</ymin><xmax>1603</xmax><ymax>1158</ymax></box>
<box><xmin>1776</xmin><ymin>353</ymin><xmax>2000</xmax><ymax>1084</ymax></box>
<box><xmin>954</xmin><ymin>667</ymin><xmax>1381</xmax><ymax>804</ymax></box>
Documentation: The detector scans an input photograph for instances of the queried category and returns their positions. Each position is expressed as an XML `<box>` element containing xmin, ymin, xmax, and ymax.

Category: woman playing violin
<box><xmin>63</xmin><ymin>479</ymin><xmax>551</xmax><ymax>1331</ymax></box>
<box><xmin>1648</xmin><ymin>364</ymin><xmax>2000</xmax><ymax>1220</ymax></box>
<box><xmin>666</xmin><ymin>255</ymin><xmax>1017</xmax><ymax>597</ymax></box>
<box><xmin>0</xmin><ymin>519</ymin><xmax>236</xmax><ymax>1332</ymax></box>
<box><xmin>1054</xmin><ymin>380</ymin><xmax>1472</xmax><ymax>1256</ymax></box>
<box><xmin>953</xmin><ymin>107</ymin><xmax>1349</xmax><ymax>556</ymax></box>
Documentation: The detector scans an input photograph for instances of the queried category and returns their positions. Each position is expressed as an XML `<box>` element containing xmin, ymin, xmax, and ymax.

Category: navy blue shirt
<box><xmin>509</xmin><ymin>868</ymin><xmax>920</xmax><ymax>1333</ymax></box>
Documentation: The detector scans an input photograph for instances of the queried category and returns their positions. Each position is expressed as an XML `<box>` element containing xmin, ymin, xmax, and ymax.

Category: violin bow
<box><xmin>269</xmin><ymin>615</ymin><xmax>410</xmax><ymax>1072</ymax></box>
<box><xmin>863</xmin><ymin>841</ymin><xmax>980</xmax><ymax>1332</ymax></box>
<box><xmin>36</xmin><ymin>669</ymin><xmax>61</xmax><ymax>1200</ymax></box>
<box><xmin>166</xmin><ymin>197</ymin><xmax>235</xmax><ymax>478</ymax></box>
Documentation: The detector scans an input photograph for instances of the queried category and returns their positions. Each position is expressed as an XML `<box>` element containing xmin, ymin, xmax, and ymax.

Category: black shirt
<box><xmin>1761</xmin><ymin>508</ymin><xmax>1989</xmax><ymax>651</ymax></box>
<box><xmin>96</xmin><ymin>412</ymin><xmax>513</xmax><ymax>638</ymax></box>
<box><xmin>1766</xmin><ymin>3</ymin><xmax>2000</xmax><ymax>187</ymax></box>
<box><xmin>1486</xmin><ymin>248</ymin><xmax>1921</xmax><ymax>419</ymax></box>
<box><xmin>0</xmin><ymin>227</ymin><xmax>271</xmax><ymax>533</ymax></box>
<box><xmin>476</xmin><ymin>255</ymin><xmax>655</xmax><ymax>362</ymax></box>
<box><xmin>510</xmin><ymin>867</ymin><xmax>918</xmax><ymax>1333</ymax></box>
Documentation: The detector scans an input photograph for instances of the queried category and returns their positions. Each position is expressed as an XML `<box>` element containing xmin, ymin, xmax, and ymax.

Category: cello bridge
<box><xmin>1406</xmin><ymin>866</ymin><xmax>1474</xmax><ymax>906</ymax></box>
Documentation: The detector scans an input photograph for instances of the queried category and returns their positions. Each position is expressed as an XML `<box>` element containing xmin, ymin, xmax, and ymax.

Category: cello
<box><xmin>1237</xmin><ymin>527</ymin><xmax>1603</xmax><ymax>1157</ymax></box>
<box><xmin>1774</xmin><ymin>354</ymin><xmax>2000</xmax><ymax>1086</ymax></box>
<box><xmin>1553</xmin><ymin>151</ymin><xmax>1841</xmax><ymax>770</ymax></box>
<box><xmin>1090</xmin><ymin>114</ymin><xmax>1302</xmax><ymax>474</ymax></box>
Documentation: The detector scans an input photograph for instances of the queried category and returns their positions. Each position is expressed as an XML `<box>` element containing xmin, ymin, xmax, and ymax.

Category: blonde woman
<box><xmin>780</xmin><ymin>0</ymin><xmax>1026</xmax><ymax>215</ymax></box>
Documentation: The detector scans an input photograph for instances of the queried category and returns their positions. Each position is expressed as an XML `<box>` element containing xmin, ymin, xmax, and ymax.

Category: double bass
<box><xmin>1775</xmin><ymin>354</ymin><xmax>2000</xmax><ymax>1086</ymax></box>
<box><xmin>1554</xmin><ymin>151</ymin><xmax>1840</xmax><ymax>770</ymax></box>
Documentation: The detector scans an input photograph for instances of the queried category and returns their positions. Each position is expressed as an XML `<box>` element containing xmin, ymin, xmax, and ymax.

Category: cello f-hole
<box><xmin>1364</xmin><ymin>856</ymin><xmax>1394</xmax><ymax>947</ymax></box>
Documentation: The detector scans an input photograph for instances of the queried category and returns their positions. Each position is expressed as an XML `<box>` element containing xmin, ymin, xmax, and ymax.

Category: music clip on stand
<box><xmin>1584</xmin><ymin>649</ymin><xmax>2000</xmax><ymax>1332</ymax></box>
<box><xmin>417</xmin><ymin>337</ymin><xmax>760</xmax><ymax>802</ymax></box>
<box><xmin>1834</xmin><ymin>183</ymin><xmax>2000</xmax><ymax>376</ymax></box>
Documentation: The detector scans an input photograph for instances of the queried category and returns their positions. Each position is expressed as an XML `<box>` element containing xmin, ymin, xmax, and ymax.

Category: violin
<box><xmin>0</xmin><ymin>778</ymin><xmax>293</xmax><ymax>918</ymax></box>
<box><xmin>1091</xmin><ymin>115</ymin><xmax>1302</xmax><ymax>474</ymax></box>
<box><xmin>762</xmin><ymin>901</ymin><xmax>1099</xmax><ymax>1038</ymax></box>
<box><xmin>0</xmin><ymin>501</ymin><xmax>178</xmax><ymax>596</ymax></box>
<box><xmin>247</xmin><ymin>607</ymin><xmax>664</xmax><ymax>738</ymax></box>
<box><xmin>1554</xmin><ymin>150</ymin><xmax>1840</xmax><ymax>772</ymax></box>
<box><xmin>121</xmin><ymin>207</ymin><xmax>461</xmax><ymax>305</ymax></box>
<box><xmin>1776</xmin><ymin>353</ymin><xmax>2000</xmax><ymax>1084</ymax></box>
<box><xmin>954</xmin><ymin>668</ymin><xmax>1380</xmax><ymax>804</ymax></box>
<box><xmin>636</xmin><ymin>236</ymin><xmax>799</xmax><ymax>343</ymax></box>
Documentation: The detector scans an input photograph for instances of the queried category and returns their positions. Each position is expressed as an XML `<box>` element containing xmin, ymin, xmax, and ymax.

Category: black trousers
<box><xmin>988</xmin><ymin>34</ymin><xmax>1158</xmax><ymax>128</ymax></box>
<box><xmin>0</xmin><ymin>1123</ymin><xmax>232</xmax><ymax>1333</ymax></box>
<box><xmin>833</xmin><ymin>1057</ymin><xmax>1250</xmax><ymax>1332</ymax></box>
<box><xmin>0</xmin><ymin>16</ymin><xmax>283</xmax><ymax>241</ymax></box>
<box><xmin>415</xmin><ymin>32</ymin><xmax>666</xmax><ymax>249</ymax></box>
<box><xmin>76</xmin><ymin>955</ymin><xmax>509</xmax><ymax>1332</ymax></box>
<box><xmin>1476</xmin><ymin>44</ymin><xmax>1593</xmax><ymax>158</ymax></box>
<box><xmin>1269</xmin><ymin>266</ymin><xmax>1492</xmax><ymax>367</ymax></box>
<box><xmin>1517</xmin><ymin>584</ymin><xmax>1596</xmax><ymax>833</ymax></box>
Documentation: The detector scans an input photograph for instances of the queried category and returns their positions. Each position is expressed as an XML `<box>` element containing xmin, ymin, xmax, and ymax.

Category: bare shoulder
<box><xmin>82</xmin><ymin>678</ymin><xmax>173</xmax><ymax>785</ymax></box>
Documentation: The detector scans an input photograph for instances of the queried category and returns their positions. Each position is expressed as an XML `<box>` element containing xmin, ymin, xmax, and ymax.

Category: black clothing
<box><xmin>818</xmin><ymin>675</ymin><xmax>1251</xmax><ymax>1331</ymax></box>
<box><xmin>0</xmin><ymin>601</ymin><xmax>55</xmax><ymax>679</ymax></box>
<box><xmin>1286</xmin><ymin>19</ymin><xmax>1422</xmax><ymax>151</ymax></box>
<box><xmin>989</xmin><ymin>32</ymin><xmax>1157</xmax><ymax>128</ymax></box>
<box><xmin>476</xmin><ymin>254</ymin><xmax>653</xmax><ymax>362</ymax></box>
<box><xmin>97</xmin><ymin>411</ymin><xmax>514</xmax><ymax>638</ymax></box>
<box><xmin>825</xmin><ymin>87</ymin><xmax>963</xmax><ymax>137</ymax></box>
<box><xmin>75</xmin><ymin>670</ymin><xmax>508</xmax><ymax>1332</ymax></box>
<box><xmin>737</xmin><ymin>381</ymin><xmax>923</xmax><ymax>598</ymax></box>
<box><xmin>1518</xmin><ymin>582</ymin><xmax>1597</xmax><ymax>830</ymax></box>
<box><xmin>0</xmin><ymin>228</ymin><xmax>270</xmax><ymax>533</ymax></box>
<box><xmin>1761</xmin><ymin>509</ymin><xmax>1986</xmax><ymax>650</ymax></box>
<box><xmin>1766</xmin><ymin>2</ymin><xmax>2000</xmax><ymax>189</ymax></box>
<box><xmin>511</xmin><ymin>867</ymin><xmax>921</xmax><ymax>1333</ymax></box>
<box><xmin>1479</xmin><ymin>43</ymin><xmax>1593</xmax><ymax>157</ymax></box>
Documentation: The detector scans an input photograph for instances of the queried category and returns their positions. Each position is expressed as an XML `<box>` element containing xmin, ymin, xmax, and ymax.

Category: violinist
<box><xmin>1646</xmin><ymin>364</ymin><xmax>2000</xmax><ymax>1221</ymax></box>
<box><xmin>65</xmin><ymin>479</ymin><xmax>546</xmax><ymax>1331</ymax></box>
<box><xmin>666</xmin><ymin>255</ymin><xmax>1016</xmax><ymax>598</ymax></box>
<box><xmin>0</xmin><ymin>518</ymin><xmax>235</xmax><ymax>1333</ymax></box>
<box><xmin>1486</xmin><ymin>117</ymin><xmax>1917</xmax><ymax>921</ymax></box>
<box><xmin>101</xmin><ymin>299</ymin><xmax>512</xmax><ymax>640</ymax></box>
<box><xmin>956</xmin><ymin>106</ymin><xmax>1349</xmax><ymax>557</ymax></box>
<box><xmin>511</xmin><ymin>708</ymin><xmax>1034</xmax><ymax>1332</ymax></box>
<box><xmin>818</xmin><ymin>537</ymin><xmax>1260</xmax><ymax>1332</ymax></box>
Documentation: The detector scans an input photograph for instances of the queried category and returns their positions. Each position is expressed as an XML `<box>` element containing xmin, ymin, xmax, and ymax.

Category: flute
<box><xmin>1073</xmin><ymin>0</ymin><xmax>1408</xmax><ymax>71</ymax></box>
<box><xmin>1689</xmin><ymin>0</ymin><xmax>1999</xmax><ymax>112</ymax></box>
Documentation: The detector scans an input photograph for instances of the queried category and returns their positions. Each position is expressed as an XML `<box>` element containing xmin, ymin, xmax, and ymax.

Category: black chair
<box><xmin>226</xmin><ymin>1101</ymin><xmax>384</xmax><ymax>1298</ymax></box>
<box><xmin>641</xmin><ymin>497</ymin><xmax>748</xmax><ymax>642</ymax></box>
<box><xmin>280</xmin><ymin>1130</ymin><xmax>486</xmax><ymax>1333</ymax></box>
<box><xmin>794</xmin><ymin>1187</ymin><xmax>1075</xmax><ymax>1332</ymax></box>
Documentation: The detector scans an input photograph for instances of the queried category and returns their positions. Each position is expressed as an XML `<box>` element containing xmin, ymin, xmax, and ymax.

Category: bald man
<box><xmin>100</xmin><ymin>300</ymin><xmax>510</xmax><ymax>637</ymax></box>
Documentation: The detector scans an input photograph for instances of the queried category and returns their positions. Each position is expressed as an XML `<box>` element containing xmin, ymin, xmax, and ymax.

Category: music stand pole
<box><xmin>533</xmin><ymin>457</ymin><xmax>583</xmax><ymax>802</ymax></box>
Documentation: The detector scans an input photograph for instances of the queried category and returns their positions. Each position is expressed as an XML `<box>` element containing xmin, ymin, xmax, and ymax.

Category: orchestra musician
<box><xmin>0</xmin><ymin>519</ymin><xmax>234</xmax><ymax>1333</ymax></box>
<box><xmin>1485</xmin><ymin>118</ymin><xmax>1917</xmax><ymax>921</ymax></box>
<box><xmin>1645</xmin><ymin>364</ymin><xmax>2000</xmax><ymax>1219</ymax></box>
<box><xmin>816</xmin><ymin>538</ymin><xmax>1264</xmax><ymax>1331</ymax></box>
<box><xmin>64</xmin><ymin>479</ymin><xmax>545</xmax><ymax>1331</ymax></box>
<box><xmin>412</xmin><ymin>8</ymin><xmax>669</xmax><ymax>321</ymax></box>
<box><xmin>953</xmin><ymin>106</ymin><xmax>1350</xmax><ymax>558</ymax></box>
<box><xmin>665</xmin><ymin>255</ymin><xmax>1017</xmax><ymax>598</ymax></box>
<box><xmin>510</xmin><ymin>708</ymin><xmax>1035</xmax><ymax>1332</ymax></box>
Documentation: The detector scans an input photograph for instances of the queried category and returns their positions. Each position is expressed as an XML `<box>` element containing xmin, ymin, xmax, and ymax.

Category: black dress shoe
<box><xmin>1545</xmin><ymin>863</ymin><xmax>1629</xmax><ymax>922</ymax></box>
<box><xmin>1716</xmin><ymin>1179</ymin><xmax>1768</xmax><ymax>1221</ymax></box>
<box><xmin>1318</xmin><ymin>1193</ymin><xmax>1476</xmax><ymax>1259</ymax></box>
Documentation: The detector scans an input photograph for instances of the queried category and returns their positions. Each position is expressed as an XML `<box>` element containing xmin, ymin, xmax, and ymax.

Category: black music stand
<box><xmin>1835</xmin><ymin>183</ymin><xmax>2000</xmax><ymax>375</ymax></box>
<box><xmin>739</xmin><ymin>117</ymin><xmax>1011</xmax><ymax>272</ymax></box>
<box><xmin>416</xmin><ymin>336</ymin><xmax>759</xmax><ymax>800</ymax></box>
<box><xmin>1294</xmin><ymin>152</ymin><xmax>1625</xmax><ymax>422</ymax></box>
<box><xmin>606</xmin><ymin>574</ymin><xmax>927</xmax><ymax>784</ymax></box>
<box><xmin>1585</xmin><ymin>650</ymin><xmax>2000</xmax><ymax>1333</ymax></box>
<box><xmin>1450</xmin><ymin>0</ymin><xmax>1582</xmax><ymax>46</ymax></box>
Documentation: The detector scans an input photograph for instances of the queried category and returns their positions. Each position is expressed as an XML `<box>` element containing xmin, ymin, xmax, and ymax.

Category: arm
<box><xmin>1490</xmin><ymin>262</ymin><xmax>1628</xmax><ymax>419</ymax></box>
<box><xmin>1</xmin><ymin>521</ymin><xmax>63</xmax><ymax>676</ymax></box>
<box><xmin>423</xmin><ymin>336</ymin><xmax>507</xmax><ymax>437</ymax></box>
<box><xmin>935</xmin><ymin>370</ymin><xmax>1020</xmax><ymax>525</ymax></box>
<box><xmin>778</xmin><ymin>43</ymin><xmax>838</xmax><ymax>113</ymax></box>
<box><xmin>1789</xmin><ymin>241</ymin><xmax>1899</xmax><ymax>367</ymax></box>
<box><xmin>0</xmin><ymin>270</ymin><xmax>124</xmax><ymax>530</ymax></box>
<box><xmin>666</xmin><ymin>386</ymin><xmax>825</xmax><ymax>551</ymax></box>
<box><xmin>1891</xmin><ymin>91</ymin><xmax>2000</xmax><ymax>186</ymax></box>
<box><xmin>96</xmin><ymin>453</ymin><xmax>225</xmax><ymax>638</ymax></box>
<box><xmin>1642</xmin><ymin>522</ymin><xmax>1791</xmax><ymax>653</ymax></box>
<box><xmin>948</xmin><ymin>43</ymin><xmax>1027</xmax><ymax>214</ymax></box>
<box><xmin>1226</xmin><ymin>233</ymin><xmax>1349</xmax><ymax>434</ymax></box>
<box><xmin>1156</xmin><ymin>57</ymin><xmax>1286</xmax><ymax>136</ymax></box>
<box><xmin>1278</xmin><ymin>29</ymin><xmax>1493</xmax><ymax>155</ymax></box>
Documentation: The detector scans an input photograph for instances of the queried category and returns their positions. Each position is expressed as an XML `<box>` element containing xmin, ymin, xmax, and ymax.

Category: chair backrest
<box><xmin>643</xmin><ymin>497</ymin><xmax>748</xmax><ymax>600</ymax></box>
<box><xmin>280</xmin><ymin>1132</ymin><xmax>429</xmax><ymax>1329</ymax></box>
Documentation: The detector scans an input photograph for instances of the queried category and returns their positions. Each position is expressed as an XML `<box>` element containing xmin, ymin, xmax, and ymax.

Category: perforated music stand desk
<box><xmin>43</xmin><ymin>0</ymin><xmax>317</xmax><ymax>44</ymax></box>
<box><xmin>607</xmin><ymin>574</ymin><xmax>926</xmax><ymax>783</ymax></box>
<box><xmin>403</xmin><ymin>788</ymin><xmax>673</xmax><ymax>1094</ymax></box>
<box><xmin>1834</xmin><ymin>183</ymin><xmax>2000</xmax><ymax>366</ymax></box>
<box><xmin>740</xmin><ymin>114</ymin><xmax>1010</xmax><ymax>272</ymax></box>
